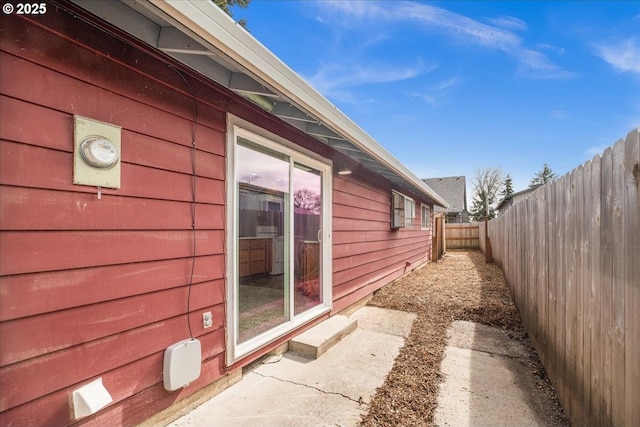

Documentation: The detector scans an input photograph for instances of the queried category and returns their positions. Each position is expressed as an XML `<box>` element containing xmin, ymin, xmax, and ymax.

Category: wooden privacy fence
<box><xmin>479</xmin><ymin>129</ymin><xmax>639</xmax><ymax>427</ymax></box>
<box><xmin>445</xmin><ymin>223</ymin><xmax>479</xmax><ymax>249</ymax></box>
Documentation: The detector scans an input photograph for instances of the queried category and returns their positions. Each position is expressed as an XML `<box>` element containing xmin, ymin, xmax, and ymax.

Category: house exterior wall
<box><xmin>0</xmin><ymin>6</ymin><xmax>432</xmax><ymax>426</ymax></box>
<box><xmin>332</xmin><ymin>175</ymin><xmax>432</xmax><ymax>313</ymax></box>
<box><xmin>0</xmin><ymin>9</ymin><xmax>229</xmax><ymax>426</ymax></box>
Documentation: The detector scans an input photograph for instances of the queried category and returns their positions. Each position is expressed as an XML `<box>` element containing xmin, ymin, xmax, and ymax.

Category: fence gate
<box><xmin>445</xmin><ymin>223</ymin><xmax>479</xmax><ymax>249</ymax></box>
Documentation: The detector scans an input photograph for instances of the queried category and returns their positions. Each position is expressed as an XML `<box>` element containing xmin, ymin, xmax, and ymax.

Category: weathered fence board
<box><xmin>480</xmin><ymin>129</ymin><xmax>639</xmax><ymax>427</ymax></box>
<box><xmin>581</xmin><ymin>158</ymin><xmax>592</xmax><ymax>427</ymax></box>
<box><xmin>574</xmin><ymin>165</ymin><xmax>586</xmax><ymax>427</ymax></box>
<box><xmin>611</xmin><ymin>140</ymin><xmax>626</xmax><ymax>427</ymax></box>
<box><xmin>556</xmin><ymin>174</ymin><xmax>568</xmax><ymax>412</ymax></box>
<box><xmin>537</xmin><ymin>197</ymin><xmax>548</xmax><ymax>370</ymax></box>
<box><xmin>444</xmin><ymin>223</ymin><xmax>479</xmax><ymax>249</ymax></box>
<box><xmin>589</xmin><ymin>152</ymin><xmax>604</xmax><ymax>427</ymax></box>
<box><xmin>623</xmin><ymin>130</ymin><xmax>640</xmax><ymax>427</ymax></box>
<box><xmin>600</xmin><ymin>145</ymin><xmax>614</xmax><ymax>427</ymax></box>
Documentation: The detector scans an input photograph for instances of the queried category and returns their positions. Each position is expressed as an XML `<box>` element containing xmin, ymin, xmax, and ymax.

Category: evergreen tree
<box><xmin>470</xmin><ymin>167</ymin><xmax>503</xmax><ymax>221</ymax></box>
<box><xmin>501</xmin><ymin>174</ymin><xmax>514</xmax><ymax>198</ymax></box>
<box><xmin>214</xmin><ymin>0</ymin><xmax>251</xmax><ymax>27</ymax></box>
<box><xmin>529</xmin><ymin>164</ymin><xmax>557</xmax><ymax>187</ymax></box>
<box><xmin>470</xmin><ymin>189</ymin><xmax>496</xmax><ymax>221</ymax></box>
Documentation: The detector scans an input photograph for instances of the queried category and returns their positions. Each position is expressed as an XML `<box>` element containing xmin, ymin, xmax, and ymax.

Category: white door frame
<box><xmin>225</xmin><ymin>115</ymin><xmax>332</xmax><ymax>365</ymax></box>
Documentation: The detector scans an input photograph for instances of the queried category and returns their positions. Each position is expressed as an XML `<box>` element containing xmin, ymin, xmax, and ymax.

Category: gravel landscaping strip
<box><xmin>360</xmin><ymin>250</ymin><xmax>569</xmax><ymax>427</ymax></box>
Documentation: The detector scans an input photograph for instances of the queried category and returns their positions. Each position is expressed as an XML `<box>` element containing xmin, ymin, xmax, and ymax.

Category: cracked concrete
<box><xmin>252</xmin><ymin>369</ymin><xmax>363</xmax><ymax>405</ymax></box>
<box><xmin>167</xmin><ymin>307</ymin><xmax>416</xmax><ymax>427</ymax></box>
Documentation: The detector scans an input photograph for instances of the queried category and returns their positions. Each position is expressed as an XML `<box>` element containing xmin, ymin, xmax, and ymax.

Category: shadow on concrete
<box><xmin>434</xmin><ymin>251</ymin><xmax>568</xmax><ymax>427</ymax></box>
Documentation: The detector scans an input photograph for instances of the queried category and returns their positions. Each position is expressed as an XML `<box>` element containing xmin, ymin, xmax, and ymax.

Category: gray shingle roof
<box><xmin>422</xmin><ymin>176</ymin><xmax>467</xmax><ymax>213</ymax></box>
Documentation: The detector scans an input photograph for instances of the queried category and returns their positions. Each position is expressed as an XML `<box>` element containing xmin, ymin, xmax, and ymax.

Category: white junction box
<box><xmin>163</xmin><ymin>339</ymin><xmax>202</xmax><ymax>391</ymax></box>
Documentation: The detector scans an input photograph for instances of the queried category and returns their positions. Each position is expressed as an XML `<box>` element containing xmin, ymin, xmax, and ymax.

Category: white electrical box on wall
<box><xmin>163</xmin><ymin>339</ymin><xmax>202</xmax><ymax>391</ymax></box>
<box><xmin>73</xmin><ymin>115</ymin><xmax>122</xmax><ymax>189</ymax></box>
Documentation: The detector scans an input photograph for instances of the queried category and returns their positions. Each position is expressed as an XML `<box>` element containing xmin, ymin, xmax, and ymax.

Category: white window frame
<box><xmin>226</xmin><ymin>115</ymin><xmax>333</xmax><ymax>365</ymax></box>
<box><xmin>391</xmin><ymin>190</ymin><xmax>414</xmax><ymax>229</ymax></box>
<box><xmin>421</xmin><ymin>204</ymin><xmax>431</xmax><ymax>229</ymax></box>
<box><xmin>405</xmin><ymin>197</ymin><xmax>415</xmax><ymax>228</ymax></box>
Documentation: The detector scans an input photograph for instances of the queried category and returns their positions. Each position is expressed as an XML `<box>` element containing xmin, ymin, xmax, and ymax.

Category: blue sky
<box><xmin>232</xmin><ymin>1</ymin><xmax>639</xmax><ymax>194</ymax></box>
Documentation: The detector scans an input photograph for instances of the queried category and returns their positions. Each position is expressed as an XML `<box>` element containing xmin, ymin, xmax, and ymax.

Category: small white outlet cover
<box><xmin>203</xmin><ymin>311</ymin><xmax>213</xmax><ymax>328</ymax></box>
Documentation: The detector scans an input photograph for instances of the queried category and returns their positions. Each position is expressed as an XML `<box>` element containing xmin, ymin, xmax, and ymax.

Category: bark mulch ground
<box><xmin>360</xmin><ymin>250</ymin><xmax>568</xmax><ymax>427</ymax></box>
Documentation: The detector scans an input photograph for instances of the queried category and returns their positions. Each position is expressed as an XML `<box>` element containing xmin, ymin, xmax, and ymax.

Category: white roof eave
<box><xmin>149</xmin><ymin>0</ymin><xmax>448</xmax><ymax>208</ymax></box>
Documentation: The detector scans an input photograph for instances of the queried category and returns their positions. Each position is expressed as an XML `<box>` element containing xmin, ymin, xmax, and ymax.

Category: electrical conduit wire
<box><xmin>169</xmin><ymin>64</ymin><xmax>199</xmax><ymax>340</ymax></box>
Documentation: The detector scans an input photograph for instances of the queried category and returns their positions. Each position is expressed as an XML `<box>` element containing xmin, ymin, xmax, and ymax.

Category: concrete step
<box><xmin>289</xmin><ymin>315</ymin><xmax>358</xmax><ymax>359</ymax></box>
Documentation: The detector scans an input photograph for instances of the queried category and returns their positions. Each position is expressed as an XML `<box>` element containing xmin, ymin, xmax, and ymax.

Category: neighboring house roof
<box><xmin>422</xmin><ymin>176</ymin><xmax>467</xmax><ymax>213</ymax></box>
<box><xmin>496</xmin><ymin>184</ymin><xmax>542</xmax><ymax>212</ymax></box>
<box><xmin>71</xmin><ymin>0</ymin><xmax>448</xmax><ymax>208</ymax></box>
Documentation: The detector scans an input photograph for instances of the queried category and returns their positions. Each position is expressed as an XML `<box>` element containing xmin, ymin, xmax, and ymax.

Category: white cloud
<box><xmin>393</xmin><ymin>3</ymin><xmax>523</xmax><ymax>52</ymax></box>
<box><xmin>594</xmin><ymin>37</ymin><xmax>640</xmax><ymax>74</ymax></box>
<box><xmin>516</xmin><ymin>49</ymin><xmax>575</xmax><ymax>79</ymax></box>
<box><xmin>537</xmin><ymin>43</ymin><xmax>566</xmax><ymax>56</ymax></box>
<box><xmin>314</xmin><ymin>1</ymin><xmax>572</xmax><ymax>79</ymax></box>
<box><xmin>406</xmin><ymin>89</ymin><xmax>438</xmax><ymax>105</ymax></box>
<box><xmin>485</xmin><ymin>15</ymin><xmax>528</xmax><ymax>32</ymax></box>
<box><xmin>304</xmin><ymin>60</ymin><xmax>437</xmax><ymax>101</ymax></box>
<box><xmin>409</xmin><ymin>75</ymin><xmax>463</xmax><ymax>106</ymax></box>
<box><xmin>436</xmin><ymin>76</ymin><xmax>461</xmax><ymax>91</ymax></box>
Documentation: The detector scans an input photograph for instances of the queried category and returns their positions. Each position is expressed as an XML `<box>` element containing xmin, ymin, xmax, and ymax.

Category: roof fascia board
<box><xmin>149</xmin><ymin>0</ymin><xmax>448</xmax><ymax>207</ymax></box>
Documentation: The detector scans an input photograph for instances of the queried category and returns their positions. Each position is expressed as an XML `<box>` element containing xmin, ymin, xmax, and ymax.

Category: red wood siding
<box><xmin>331</xmin><ymin>175</ymin><xmax>433</xmax><ymax>313</ymax></box>
<box><xmin>0</xmin><ymin>5</ymin><xmax>435</xmax><ymax>426</ymax></box>
<box><xmin>0</xmin><ymin>8</ymin><xmax>232</xmax><ymax>426</ymax></box>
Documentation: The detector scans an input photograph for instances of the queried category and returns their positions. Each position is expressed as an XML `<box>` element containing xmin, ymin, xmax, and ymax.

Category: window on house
<box><xmin>421</xmin><ymin>204</ymin><xmax>431</xmax><ymax>229</ymax></box>
<box><xmin>405</xmin><ymin>198</ymin><xmax>415</xmax><ymax>228</ymax></box>
<box><xmin>391</xmin><ymin>191</ymin><xmax>414</xmax><ymax>229</ymax></box>
<box><xmin>391</xmin><ymin>191</ymin><xmax>404</xmax><ymax>228</ymax></box>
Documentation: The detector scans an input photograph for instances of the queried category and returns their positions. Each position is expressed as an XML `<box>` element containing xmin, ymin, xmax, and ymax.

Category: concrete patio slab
<box><xmin>350</xmin><ymin>305</ymin><xmax>415</xmax><ymax>338</ymax></box>
<box><xmin>434</xmin><ymin>320</ymin><xmax>565</xmax><ymax>427</ymax></box>
<box><xmin>166</xmin><ymin>306</ymin><xmax>416</xmax><ymax>427</ymax></box>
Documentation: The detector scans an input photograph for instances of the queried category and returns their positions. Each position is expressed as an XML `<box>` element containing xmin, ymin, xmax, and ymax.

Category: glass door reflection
<box><xmin>235</xmin><ymin>137</ymin><xmax>327</xmax><ymax>347</ymax></box>
<box><xmin>236</xmin><ymin>141</ymin><xmax>289</xmax><ymax>344</ymax></box>
<box><xmin>293</xmin><ymin>163</ymin><xmax>322</xmax><ymax>315</ymax></box>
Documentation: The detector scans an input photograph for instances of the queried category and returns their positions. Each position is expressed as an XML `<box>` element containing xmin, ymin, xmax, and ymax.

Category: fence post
<box><xmin>485</xmin><ymin>217</ymin><xmax>493</xmax><ymax>263</ymax></box>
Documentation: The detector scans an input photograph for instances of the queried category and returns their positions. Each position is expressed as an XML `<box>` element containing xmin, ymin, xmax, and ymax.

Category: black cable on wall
<box><xmin>169</xmin><ymin>64</ymin><xmax>199</xmax><ymax>340</ymax></box>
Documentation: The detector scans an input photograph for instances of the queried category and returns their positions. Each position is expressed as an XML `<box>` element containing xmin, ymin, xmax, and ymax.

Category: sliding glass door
<box><xmin>236</xmin><ymin>141</ymin><xmax>289</xmax><ymax>343</ymax></box>
<box><xmin>293</xmin><ymin>163</ymin><xmax>323</xmax><ymax>316</ymax></box>
<box><xmin>229</xmin><ymin>127</ymin><xmax>331</xmax><ymax>361</ymax></box>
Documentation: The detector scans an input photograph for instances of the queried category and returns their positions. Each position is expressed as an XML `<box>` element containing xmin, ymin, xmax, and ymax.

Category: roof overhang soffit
<box><xmin>153</xmin><ymin>18</ymin><xmax>355</xmax><ymax>149</ymax></box>
<box><xmin>70</xmin><ymin>0</ymin><xmax>448</xmax><ymax>207</ymax></box>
